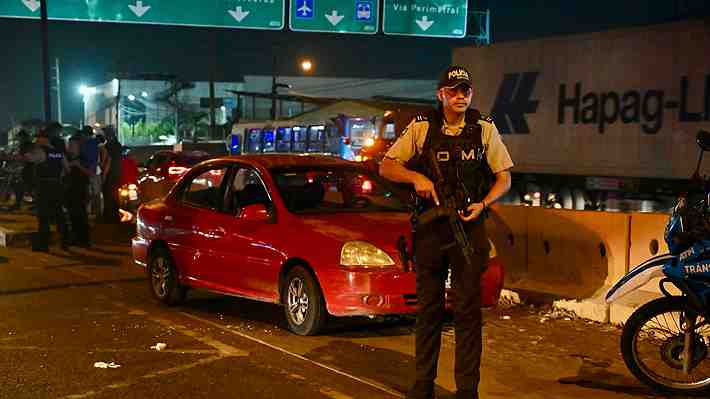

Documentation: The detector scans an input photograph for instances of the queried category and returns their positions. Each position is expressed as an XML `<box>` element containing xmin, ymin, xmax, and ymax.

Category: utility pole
<box><xmin>52</xmin><ymin>58</ymin><xmax>62</xmax><ymax>125</ymax></box>
<box><xmin>40</xmin><ymin>0</ymin><xmax>52</xmax><ymax>122</ymax></box>
<box><xmin>271</xmin><ymin>53</ymin><xmax>277</xmax><ymax>120</ymax></box>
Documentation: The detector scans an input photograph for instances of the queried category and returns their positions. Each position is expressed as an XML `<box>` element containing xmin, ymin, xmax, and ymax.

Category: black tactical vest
<box><xmin>415</xmin><ymin>108</ymin><xmax>494</xmax><ymax>210</ymax></box>
<box><xmin>36</xmin><ymin>146</ymin><xmax>64</xmax><ymax>179</ymax></box>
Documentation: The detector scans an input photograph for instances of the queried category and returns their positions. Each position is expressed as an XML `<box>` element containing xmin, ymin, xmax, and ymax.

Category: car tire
<box><xmin>283</xmin><ymin>266</ymin><xmax>327</xmax><ymax>336</ymax></box>
<box><xmin>148</xmin><ymin>247</ymin><xmax>188</xmax><ymax>306</ymax></box>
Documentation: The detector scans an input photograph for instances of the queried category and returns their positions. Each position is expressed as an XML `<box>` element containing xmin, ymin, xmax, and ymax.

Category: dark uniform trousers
<box><xmin>36</xmin><ymin>178</ymin><xmax>68</xmax><ymax>249</ymax></box>
<box><xmin>411</xmin><ymin>218</ymin><xmax>488</xmax><ymax>399</ymax></box>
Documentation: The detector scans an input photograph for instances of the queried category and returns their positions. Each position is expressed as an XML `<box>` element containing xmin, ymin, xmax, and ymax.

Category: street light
<box><xmin>300</xmin><ymin>59</ymin><xmax>313</xmax><ymax>72</ymax></box>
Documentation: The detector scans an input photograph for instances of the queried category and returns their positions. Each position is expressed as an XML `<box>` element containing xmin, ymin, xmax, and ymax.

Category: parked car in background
<box><xmin>132</xmin><ymin>154</ymin><xmax>505</xmax><ymax>335</ymax></box>
<box><xmin>136</xmin><ymin>150</ymin><xmax>213</xmax><ymax>204</ymax></box>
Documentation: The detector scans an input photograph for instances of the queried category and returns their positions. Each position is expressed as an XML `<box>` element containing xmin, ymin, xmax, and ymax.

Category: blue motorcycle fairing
<box><xmin>678</xmin><ymin>239</ymin><xmax>710</xmax><ymax>264</ymax></box>
<box><xmin>606</xmin><ymin>254</ymin><xmax>674</xmax><ymax>303</ymax></box>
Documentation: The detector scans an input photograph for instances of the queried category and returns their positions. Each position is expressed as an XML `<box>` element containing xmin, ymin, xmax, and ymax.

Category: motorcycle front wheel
<box><xmin>621</xmin><ymin>296</ymin><xmax>710</xmax><ymax>394</ymax></box>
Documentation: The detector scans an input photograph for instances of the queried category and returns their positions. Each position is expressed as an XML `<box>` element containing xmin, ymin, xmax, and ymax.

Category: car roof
<box><xmin>208</xmin><ymin>154</ymin><xmax>360</xmax><ymax>170</ymax></box>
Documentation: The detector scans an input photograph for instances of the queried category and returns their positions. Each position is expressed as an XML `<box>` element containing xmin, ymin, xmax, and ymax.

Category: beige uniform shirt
<box><xmin>384</xmin><ymin>114</ymin><xmax>514</xmax><ymax>174</ymax></box>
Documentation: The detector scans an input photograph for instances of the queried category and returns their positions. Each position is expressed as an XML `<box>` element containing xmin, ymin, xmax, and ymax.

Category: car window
<box><xmin>181</xmin><ymin>166</ymin><xmax>229</xmax><ymax>210</ymax></box>
<box><xmin>224</xmin><ymin>167</ymin><xmax>272</xmax><ymax>215</ymax></box>
<box><xmin>272</xmin><ymin>166</ymin><xmax>409</xmax><ymax>214</ymax></box>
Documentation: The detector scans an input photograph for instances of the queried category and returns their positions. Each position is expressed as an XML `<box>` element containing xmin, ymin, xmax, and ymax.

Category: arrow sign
<box><xmin>325</xmin><ymin>10</ymin><xmax>344</xmax><ymax>26</ymax></box>
<box><xmin>415</xmin><ymin>15</ymin><xmax>434</xmax><ymax>31</ymax></box>
<box><xmin>128</xmin><ymin>1</ymin><xmax>151</xmax><ymax>18</ymax></box>
<box><xmin>22</xmin><ymin>0</ymin><xmax>40</xmax><ymax>13</ymax></box>
<box><xmin>228</xmin><ymin>6</ymin><xmax>250</xmax><ymax>22</ymax></box>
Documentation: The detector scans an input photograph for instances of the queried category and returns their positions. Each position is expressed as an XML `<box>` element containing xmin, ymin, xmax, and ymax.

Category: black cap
<box><xmin>438</xmin><ymin>66</ymin><xmax>473</xmax><ymax>89</ymax></box>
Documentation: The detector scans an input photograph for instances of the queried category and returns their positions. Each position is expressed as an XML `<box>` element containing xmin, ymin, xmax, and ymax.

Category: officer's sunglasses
<box><xmin>442</xmin><ymin>86</ymin><xmax>473</xmax><ymax>98</ymax></box>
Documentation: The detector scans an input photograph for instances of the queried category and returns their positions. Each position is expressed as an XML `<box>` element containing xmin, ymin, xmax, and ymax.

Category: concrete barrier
<box><xmin>486</xmin><ymin>206</ymin><xmax>527</xmax><ymax>284</ymax></box>
<box><xmin>609</xmin><ymin>212</ymin><xmax>676</xmax><ymax>324</ymax></box>
<box><xmin>491</xmin><ymin>206</ymin><xmax>629</xmax><ymax>300</ymax></box>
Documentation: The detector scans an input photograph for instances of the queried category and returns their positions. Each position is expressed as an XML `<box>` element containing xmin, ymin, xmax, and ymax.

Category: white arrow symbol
<box><xmin>415</xmin><ymin>15</ymin><xmax>435</xmax><ymax>31</ymax></box>
<box><xmin>128</xmin><ymin>1</ymin><xmax>151</xmax><ymax>18</ymax></box>
<box><xmin>325</xmin><ymin>10</ymin><xmax>344</xmax><ymax>26</ymax></box>
<box><xmin>22</xmin><ymin>0</ymin><xmax>40</xmax><ymax>13</ymax></box>
<box><xmin>228</xmin><ymin>6</ymin><xmax>250</xmax><ymax>22</ymax></box>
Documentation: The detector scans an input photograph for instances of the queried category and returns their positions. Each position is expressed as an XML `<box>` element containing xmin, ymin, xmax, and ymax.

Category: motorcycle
<box><xmin>606</xmin><ymin>130</ymin><xmax>710</xmax><ymax>394</ymax></box>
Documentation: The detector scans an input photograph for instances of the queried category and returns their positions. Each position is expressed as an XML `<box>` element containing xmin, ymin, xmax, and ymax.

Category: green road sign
<box><xmin>289</xmin><ymin>0</ymin><xmax>379</xmax><ymax>35</ymax></box>
<box><xmin>0</xmin><ymin>0</ymin><xmax>285</xmax><ymax>30</ymax></box>
<box><xmin>383</xmin><ymin>0</ymin><xmax>468</xmax><ymax>38</ymax></box>
<box><xmin>0</xmin><ymin>0</ymin><xmax>42</xmax><ymax>19</ymax></box>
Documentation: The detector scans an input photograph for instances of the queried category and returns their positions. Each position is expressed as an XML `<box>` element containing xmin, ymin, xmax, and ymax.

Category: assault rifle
<box><xmin>413</xmin><ymin>149</ymin><xmax>481</xmax><ymax>269</ymax></box>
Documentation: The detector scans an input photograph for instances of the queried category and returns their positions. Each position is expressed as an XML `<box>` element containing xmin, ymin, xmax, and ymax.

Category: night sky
<box><xmin>1</xmin><ymin>0</ymin><xmax>708</xmax><ymax>130</ymax></box>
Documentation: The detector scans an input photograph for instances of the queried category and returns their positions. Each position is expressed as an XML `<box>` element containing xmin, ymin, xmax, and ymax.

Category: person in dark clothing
<box><xmin>11</xmin><ymin>130</ymin><xmax>34</xmax><ymax>211</ymax></box>
<box><xmin>29</xmin><ymin>131</ymin><xmax>70</xmax><ymax>252</ymax></box>
<box><xmin>101</xmin><ymin>126</ymin><xmax>122</xmax><ymax>223</ymax></box>
<box><xmin>65</xmin><ymin>134</ymin><xmax>92</xmax><ymax>247</ymax></box>
<box><xmin>380</xmin><ymin>66</ymin><xmax>513</xmax><ymax>399</ymax></box>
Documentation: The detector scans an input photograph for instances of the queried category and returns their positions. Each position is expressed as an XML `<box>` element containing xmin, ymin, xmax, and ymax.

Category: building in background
<box><xmin>83</xmin><ymin>75</ymin><xmax>436</xmax><ymax>147</ymax></box>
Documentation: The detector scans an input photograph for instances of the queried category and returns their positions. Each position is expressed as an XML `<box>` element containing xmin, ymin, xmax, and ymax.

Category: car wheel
<box><xmin>148</xmin><ymin>248</ymin><xmax>187</xmax><ymax>306</ymax></box>
<box><xmin>283</xmin><ymin>266</ymin><xmax>327</xmax><ymax>336</ymax></box>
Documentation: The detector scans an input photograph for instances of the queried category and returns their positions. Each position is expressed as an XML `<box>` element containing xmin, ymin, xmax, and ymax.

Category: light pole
<box><xmin>270</xmin><ymin>57</ymin><xmax>314</xmax><ymax>120</ymax></box>
<box><xmin>78</xmin><ymin>84</ymin><xmax>96</xmax><ymax>128</ymax></box>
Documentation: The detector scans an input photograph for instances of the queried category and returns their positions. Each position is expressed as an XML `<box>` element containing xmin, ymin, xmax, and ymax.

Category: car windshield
<box><xmin>271</xmin><ymin>166</ymin><xmax>410</xmax><ymax>214</ymax></box>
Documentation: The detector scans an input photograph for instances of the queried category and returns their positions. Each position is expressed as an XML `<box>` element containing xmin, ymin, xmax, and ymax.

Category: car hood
<box><xmin>299</xmin><ymin>212</ymin><xmax>411</xmax><ymax>252</ymax></box>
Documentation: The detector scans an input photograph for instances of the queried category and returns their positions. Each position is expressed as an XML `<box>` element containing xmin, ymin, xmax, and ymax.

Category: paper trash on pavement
<box><xmin>151</xmin><ymin>343</ymin><xmax>167</xmax><ymax>351</ymax></box>
<box><xmin>94</xmin><ymin>362</ymin><xmax>121</xmax><ymax>369</ymax></box>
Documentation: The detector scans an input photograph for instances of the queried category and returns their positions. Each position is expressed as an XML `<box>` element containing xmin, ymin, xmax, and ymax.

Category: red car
<box><xmin>132</xmin><ymin>154</ymin><xmax>503</xmax><ymax>335</ymax></box>
<box><xmin>137</xmin><ymin>150</ymin><xmax>213</xmax><ymax>204</ymax></box>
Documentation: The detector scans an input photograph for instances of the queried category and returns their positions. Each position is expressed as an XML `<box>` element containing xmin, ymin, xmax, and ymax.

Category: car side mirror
<box><xmin>240</xmin><ymin>203</ymin><xmax>270</xmax><ymax>222</ymax></box>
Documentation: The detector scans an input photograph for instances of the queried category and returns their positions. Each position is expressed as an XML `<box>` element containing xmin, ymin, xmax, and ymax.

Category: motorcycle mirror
<box><xmin>696</xmin><ymin>130</ymin><xmax>710</xmax><ymax>151</ymax></box>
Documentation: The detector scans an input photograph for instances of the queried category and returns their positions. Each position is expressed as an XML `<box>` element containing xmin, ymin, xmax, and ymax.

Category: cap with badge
<box><xmin>438</xmin><ymin>66</ymin><xmax>473</xmax><ymax>89</ymax></box>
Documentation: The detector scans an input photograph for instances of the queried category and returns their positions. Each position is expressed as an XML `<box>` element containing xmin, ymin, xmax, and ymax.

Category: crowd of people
<box><xmin>4</xmin><ymin>122</ymin><xmax>124</xmax><ymax>252</ymax></box>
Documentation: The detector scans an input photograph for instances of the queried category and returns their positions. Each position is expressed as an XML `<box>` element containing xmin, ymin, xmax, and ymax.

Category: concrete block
<box><xmin>0</xmin><ymin>226</ymin><xmax>31</xmax><ymax>248</ymax></box>
<box><xmin>499</xmin><ymin>289</ymin><xmax>521</xmax><ymax>305</ymax></box>
<box><xmin>553</xmin><ymin>295</ymin><xmax>610</xmax><ymax>323</ymax></box>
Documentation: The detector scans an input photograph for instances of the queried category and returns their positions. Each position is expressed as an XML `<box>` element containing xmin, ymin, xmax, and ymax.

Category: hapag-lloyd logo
<box><xmin>491</xmin><ymin>71</ymin><xmax>710</xmax><ymax>135</ymax></box>
<box><xmin>491</xmin><ymin>72</ymin><xmax>540</xmax><ymax>135</ymax></box>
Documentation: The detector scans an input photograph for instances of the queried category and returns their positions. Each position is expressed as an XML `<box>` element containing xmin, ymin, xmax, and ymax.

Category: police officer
<box><xmin>30</xmin><ymin>131</ymin><xmax>70</xmax><ymax>251</ymax></box>
<box><xmin>380</xmin><ymin>66</ymin><xmax>513</xmax><ymax>399</ymax></box>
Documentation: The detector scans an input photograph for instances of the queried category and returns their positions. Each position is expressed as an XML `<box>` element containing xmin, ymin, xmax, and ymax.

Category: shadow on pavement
<box><xmin>0</xmin><ymin>276</ymin><xmax>146</xmax><ymax>296</ymax></box>
<box><xmin>185</xmin><ymin>293</ymin><xmax>419</xmax><ymax>338</ymax></box>
<box><xmin>558</xmin><ymin>355</ymin><xmax>696</xmax><ymax>398</ymax></box>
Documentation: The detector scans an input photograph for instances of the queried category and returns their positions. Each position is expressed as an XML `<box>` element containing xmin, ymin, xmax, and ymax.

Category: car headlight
<box><xmin>340</xmin><ymin>241</ymin><xmax>395</xmax><ymax>267</ymax></box>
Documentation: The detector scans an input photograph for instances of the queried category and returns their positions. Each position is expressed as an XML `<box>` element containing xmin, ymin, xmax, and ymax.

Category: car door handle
<box><xmin>164</xmin><ymin>215</ymin><xmax>173</xmax><ymax>223</ymax></box>
<box><xmin>204</xmin><ymin>228</ymin><xmax>225</xmax><ymax>239</ymax></box>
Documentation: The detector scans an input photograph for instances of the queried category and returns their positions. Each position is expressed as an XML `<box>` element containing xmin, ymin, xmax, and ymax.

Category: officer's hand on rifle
<box><xmin>412</xmin><ymin>174</ymin><xmax>440</xmax><ymax>206</ymax></box>
<box><xmin>459</xmin><ymin>202</ymin><xmax>485</xmax><ymax>222</ymax></box>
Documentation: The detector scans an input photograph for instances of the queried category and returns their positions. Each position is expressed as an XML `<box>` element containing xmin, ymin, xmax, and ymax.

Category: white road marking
<box><xmin>180</xmin><ymin>312</ymin><xmax>404</xmax><ymax>398</ymax></box>
<box><xmin>111</xmin><ymin>302</ymin><xmax>247</xmax><ymax>357</ymax></box>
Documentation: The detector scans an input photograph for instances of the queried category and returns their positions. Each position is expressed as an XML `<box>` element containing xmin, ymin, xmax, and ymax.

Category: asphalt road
<box><xmin>0</xmin><ymin>223</ymin><xmax>681</xmax><ymax>399</ymax></box>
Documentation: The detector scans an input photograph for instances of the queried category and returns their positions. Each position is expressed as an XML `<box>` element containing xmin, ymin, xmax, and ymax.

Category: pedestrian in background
<box><xmin>380</xmin><ymin>66</ymin><xmax>513</xmax><ymax>399</ymax></box>
<box><xmin>65</xmin><ymin>134</ymin><xmax>92</xmax><ymax>247</ymax></box>
<box><xmin>101</xmin><ymin>126</ymin><xmax>122</xmax><ymax>223</ymax></box>
<box><xmin>10</xmin><ymin>130</ymin><xmax>35</xmax><ymax>211</ymax></box>
<box><xmin>80</xmin><ymin>126</ymin><xmax>101</xmax><ymax>217</ymax></box>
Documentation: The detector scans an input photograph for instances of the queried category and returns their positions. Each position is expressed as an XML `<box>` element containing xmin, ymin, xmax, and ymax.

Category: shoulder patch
<box><xmin>480</xmin><ymin>114</ymin><xmax>495</xmax><ymax>124</ymax></box>
<box><xmin>414</xmin><ymin>114</ymin><xmax>429</xmax><ymax>123</ymax></box>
